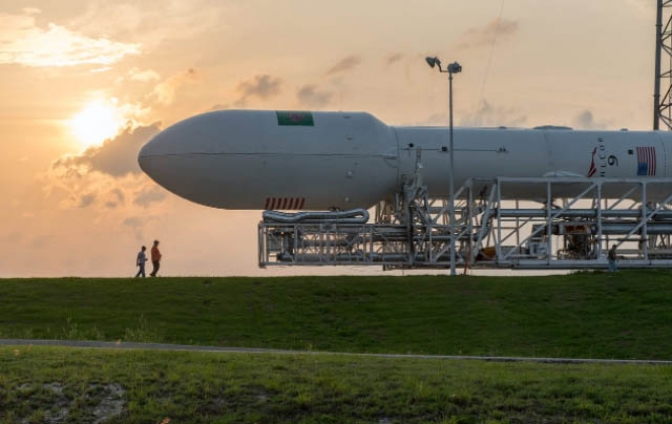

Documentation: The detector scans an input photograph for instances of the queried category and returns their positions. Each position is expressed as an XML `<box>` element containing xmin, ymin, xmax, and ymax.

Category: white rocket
<box><xmin>138</xmin><ymin>110</ymin><xmax>672</xmax><ymax>210</ymax></box>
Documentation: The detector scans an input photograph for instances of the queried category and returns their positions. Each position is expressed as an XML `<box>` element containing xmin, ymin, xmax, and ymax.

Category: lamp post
<box><xmin>426</xmin><ymin>57</ymin><xmax>462</xmax><ymax>276</ymax></box>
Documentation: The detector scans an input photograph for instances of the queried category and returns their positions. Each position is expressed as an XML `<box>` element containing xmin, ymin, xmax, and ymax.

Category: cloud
<box><xmin>133</xmin><ymin>186</ymin><xmax>167</xmax><ymax>207</ymax></box>
<box><xmin>46</xmin><ymin>123</ymin><xmax>169</xmax><ymax>213</ymax></box>
<box><xmin>325</xmin><ymin>55</ymin><xmax>362</xmax><ymax>76</ymax></box>
<box><xmin>79</xmin><ymin>193</ymin><xmax>97</xmax><ymax>208</ymax></box>
<box><xmin>112</xmin><ymin>188</ymin><xmax>125</xmax><ymax>203</ymax></box>
<box><xmin>0</xmin><ymin>10</ymin><xmax>140</xmax><ymax>67</ymax></box>
<box><xmin>104</xmin><ymin>188</ymin><xmax>126</xmax><ymax>209</ymax></box>
<box><xmin>384</xmin><ymin>53</ymin><xmax>404</xmax><ymax>66</ymax></box>
<box><xmin>459</xmin><ymin>99</ymin><xmax>527</xmax><ymax>127</ymax></box>
<box><xmin>151</xmin><ymin>68</ymin><xmax>198</xmax><ymax>105</ymax></box>
<box><xmin>124</xmin><ymin>217</ymin><xmax>147</xmax><ymax>229</ymax></box>
<box><xmin>22</xmin><ymin>7</ymin><xmax>41</xmax><ymax>15</ymax></box>
<box><xmin>455</xmin><ymin>18</ymin><xmax>519</xmax><ymax>50</ymax></box>
<box><xmin>129</xmin><ymin>68</ymin><xmax>160</xmax><ymax>82</ymax></box>
<box><xmin>69</xmin><ymin>0</ymin><xmax>228</xmax><ymax>47</ymax></box>
<box><xmin>233</xmin><ymin>74</ymin><xmax>283</xmax><ymax>106</ymax></box>
<box><xmin>572</xmin><ymin>110</ymin><xmax>609</xmax><ymax>130</ymax></box>
<box><xmin>123</xmin><ymin>215</ymin><xmax>157</xmax><ymax>241</ymax></box>
<box><xmin>296</xmin><ymin>85</ymin><xmax>333</xmax><ymax>108</ymax></box>
<box><xmin>53</xmin><ymin>124</ymin><xmax>160</xmax><ymax>178</ymax></box>
<box><xmin>236</xmin><ymin>74</ymin><xmax>283</xmax><ymax>102</ymax></box>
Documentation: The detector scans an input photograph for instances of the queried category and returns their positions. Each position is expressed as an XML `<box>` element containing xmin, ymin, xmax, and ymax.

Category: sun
<box><xmin>70</xmin><ymin>100</ymin><xmax>124</xmax><ymax>148</ymax></box>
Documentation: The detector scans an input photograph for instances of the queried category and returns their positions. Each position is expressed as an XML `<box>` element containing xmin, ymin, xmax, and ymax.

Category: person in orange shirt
<box><xmin>150</xmin><ymin>240</ymin><xmax>162</xmax><ymax>277</ymax></box>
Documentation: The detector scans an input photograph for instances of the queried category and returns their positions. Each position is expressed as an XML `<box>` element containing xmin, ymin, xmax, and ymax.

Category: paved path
<box><xmin>2</xmin><ymin>339</ymin><xmax>671</xmax><ymax>365</ymax></box>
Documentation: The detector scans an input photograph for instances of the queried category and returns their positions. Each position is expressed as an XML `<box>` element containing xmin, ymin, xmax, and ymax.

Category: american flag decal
<box><xmin>636</xmin><ymin>147</ymin><xmax>657</xmax><ymax>176</ymax></box>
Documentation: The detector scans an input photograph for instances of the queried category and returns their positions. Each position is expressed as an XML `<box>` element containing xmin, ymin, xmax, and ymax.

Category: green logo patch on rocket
<box><xmin>276</xmin><ymin>111</ymin><xmax>314</xmax><ymax>126</ymax></box>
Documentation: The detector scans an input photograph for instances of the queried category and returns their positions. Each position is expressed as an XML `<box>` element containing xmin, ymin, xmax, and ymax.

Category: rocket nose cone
<box><xmin>137</xmin><ymin>131</ymin><xmax>165</xmax><ymax>180</ymax></box>
<box><xmin>137</xmin><ymin>140</ymin><xmax>153</xmax><ymax>175</ymax></box>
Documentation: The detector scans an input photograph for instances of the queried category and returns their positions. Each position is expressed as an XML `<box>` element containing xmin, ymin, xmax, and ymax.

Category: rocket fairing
<box><xmin>138</xmin><ymin>110</ymin><xmax>672</xmax><ymax>211</ymax></box>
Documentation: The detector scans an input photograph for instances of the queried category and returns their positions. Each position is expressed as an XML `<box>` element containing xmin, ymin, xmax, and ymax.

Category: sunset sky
<box><xmin>0</xmin><ymin>0</ymin><xmax>660</xmax><ymax>277</ymax></box>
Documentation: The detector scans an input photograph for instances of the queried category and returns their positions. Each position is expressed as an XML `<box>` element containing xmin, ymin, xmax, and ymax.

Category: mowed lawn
<box><xmin>3</xmin><ymin>346</ymin><xmax>672</xmax><ymax>424</ymax></box>
<box><xmin>1</xmin><ymin>271</ymin><xmax>671</xmax><ymax>359</ymax></box>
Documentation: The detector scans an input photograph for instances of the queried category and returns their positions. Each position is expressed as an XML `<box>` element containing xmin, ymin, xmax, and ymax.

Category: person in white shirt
<box><xmin>135</xmin><ymin>246</ymin><xmax>147</xmax><ymax>278</ymax></box>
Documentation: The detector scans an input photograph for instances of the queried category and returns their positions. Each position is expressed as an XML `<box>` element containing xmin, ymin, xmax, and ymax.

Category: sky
<box><xmin>0</xmin><ymin>0</ymin><xmax>661</xmax><ymax>277</ymax></box>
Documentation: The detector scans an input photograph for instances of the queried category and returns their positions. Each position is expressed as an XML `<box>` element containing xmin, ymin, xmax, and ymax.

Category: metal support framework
<box><xmin>259</xmin><ymin>177</ymin><xmax>672</xmax><ymax>270</ymax></box>
<box><xmin>654</xmin><ymin>0</ymin><xmax>672</xmax><ymax>130</ymax></box>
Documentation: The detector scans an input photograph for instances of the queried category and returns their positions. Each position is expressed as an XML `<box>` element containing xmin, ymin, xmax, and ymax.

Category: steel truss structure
<box><xmin>259</xmin><ymin>6</ymin><xmax>672</xmax><ymax>271</ymax></box>
<box><xmin>259</xmin><ymin>176</ymin><xmax>672</xmax><ymax>270</ymax></box>
<box><xmin>654</xmin><ymin>0</ymin><xmax>672</xmax><ymax>130</ymax></box>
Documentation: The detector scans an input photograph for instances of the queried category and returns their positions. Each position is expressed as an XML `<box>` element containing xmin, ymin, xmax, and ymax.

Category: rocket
<box><xmin>138</xmin><ymin>110</ymin><xmax>672</xmax><ymax>210</ymax></box>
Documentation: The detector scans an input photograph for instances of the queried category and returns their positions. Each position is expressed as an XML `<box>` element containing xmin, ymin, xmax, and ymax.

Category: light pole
<box><xmin>426</xmin><ymin>56</ymin><xmax>462</xmax><ymax>276</ymax></box>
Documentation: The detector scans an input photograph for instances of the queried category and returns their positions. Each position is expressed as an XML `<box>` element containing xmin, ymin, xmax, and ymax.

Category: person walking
<box><xmin>150</xmin><ymin>240</ymin><xmax>162</xmax><ymax>277</ymax></box>
<box><xmin>608</xmin><ymin>244</ymin><xmax>617</xmax><ymax>272</ymax></box>
<box><xmin>135</xmin><ymin>246</ymin><xmax>147</xmax><ymax>278</ymax></box>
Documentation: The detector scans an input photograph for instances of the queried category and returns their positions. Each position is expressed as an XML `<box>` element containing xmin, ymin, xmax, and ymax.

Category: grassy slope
<box><xmin>3</xmin><ymin>346</ymin><xmax>672</xmax><ymax>424</ymax></box>
<box><xmin>0</xmin><ymin>270</ymin><xmax>671</xmax><ymax>359</ymax></box>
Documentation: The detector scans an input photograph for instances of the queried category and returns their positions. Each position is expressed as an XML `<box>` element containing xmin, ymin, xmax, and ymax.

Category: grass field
<box><xmin>1</xmin><ymin>271</ymin><xmax>672</xmax><ymax>359</ymax></box>
<box><xmin>3</xmin><ymin>271</ymin><xmax>672</xmax><ymax>422</ymax></box>
<box><xmin>3</xmin><ymin>345</ymin><xmax>672</xmax><ymax>423</ymax></box>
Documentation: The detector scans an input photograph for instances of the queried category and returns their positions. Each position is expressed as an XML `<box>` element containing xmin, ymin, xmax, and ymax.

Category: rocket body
<box><xmin>138</xmin><ymin>110</ymin><xmax>672</xmax><ymax>210</ymax></box>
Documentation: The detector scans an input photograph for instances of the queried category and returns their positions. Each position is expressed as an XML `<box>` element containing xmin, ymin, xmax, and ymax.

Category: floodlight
<box><xmin>425</xmin><ymin>56</ymin><xmax>440</xmax><ymax>69</ymax></box>
<box><xmin>447</xmin><ymin>62</ymin><xmax>462</xmax><ymax>74</ymax></box>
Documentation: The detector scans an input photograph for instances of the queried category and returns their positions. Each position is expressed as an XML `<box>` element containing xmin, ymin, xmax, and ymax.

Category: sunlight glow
<box><xmin>70</xmin><ymin>100</ymin><xmax>123</xmax><ymax>148</ymax></box>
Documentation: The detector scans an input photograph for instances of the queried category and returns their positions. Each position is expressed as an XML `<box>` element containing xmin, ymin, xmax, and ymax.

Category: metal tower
<box><xmin>654</xmin><ymin>0</ymin><xmax>672</xmax><ymax>130</ymax></box>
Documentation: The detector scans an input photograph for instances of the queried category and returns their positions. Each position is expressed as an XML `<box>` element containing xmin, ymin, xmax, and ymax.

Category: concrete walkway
<box><xmin>2</xmin><ymin>339</ymin><xmax>672</xmax><ymax>365</ymax></box>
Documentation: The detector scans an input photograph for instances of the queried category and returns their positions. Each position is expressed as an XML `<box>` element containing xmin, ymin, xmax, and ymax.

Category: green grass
<box><xmin>3</xmin><ymin>272</ymin><xmax>672</xmax><ymax>422</ymax></box>
<box><xmin>1</xmin><ymin>270</ymin><xmax>672</xmax><ymax>359</ymax></box>
<box><xmin>3</xmin><ymin>345</ymin><xmax>672</xmax><ymax>423</ymax></box>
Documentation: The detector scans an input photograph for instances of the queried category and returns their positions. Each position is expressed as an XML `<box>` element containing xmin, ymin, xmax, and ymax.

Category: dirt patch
<box><xmin>14</xmin><ymin>382</ymin><xmax>125</xmax><ymax>424</ymax></box>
